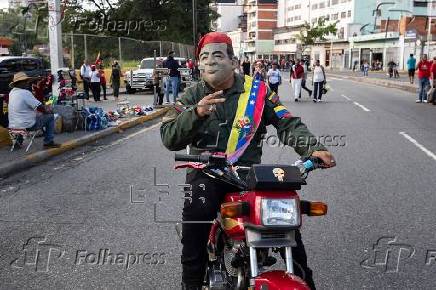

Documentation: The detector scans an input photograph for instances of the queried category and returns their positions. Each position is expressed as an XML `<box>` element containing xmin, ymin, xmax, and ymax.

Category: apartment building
<box><xmin>211</xmin><ymin>1</ymin><xmax>243</xmax><ymax>32</ymax></box>
<box><xmin>243</xmin><ymin>0</ymin><xmax>278</xmax><ymax>61</ymax></box>
<box><xmin>274</xmin><ymin>0</ymin><xmax>377</xmax><ymax>67</ymax></box>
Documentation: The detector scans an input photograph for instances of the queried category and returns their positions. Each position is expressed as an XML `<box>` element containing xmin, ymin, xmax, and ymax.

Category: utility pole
<box><xmin>427</xmin><ymin>1</ymin><xmax>433</xmax><ymax>55</ymax></box>
<box><xmin>192</xmin><ymin>0</ymin><xmax>197</xmax><ymax>48</ymax></box>
<box><xmin>48</xmin><ymin>0</ymin><xmax>64</xmax><ymax>96</ymax></box>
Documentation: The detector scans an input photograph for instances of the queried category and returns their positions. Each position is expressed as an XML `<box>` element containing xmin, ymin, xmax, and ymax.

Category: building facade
<box><xmin>224</xmin><ymin>0</ymin><xmax>435</xmax><ymax>69</ymax></box>
<box><xmin>243</xmin><ymin>0</ymin><xmax>278</xmax><ymax>61</ymax></box>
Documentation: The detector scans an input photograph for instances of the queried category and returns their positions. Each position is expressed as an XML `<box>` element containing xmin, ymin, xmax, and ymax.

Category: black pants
<box><xmin>299</xmin><ymin>79</ymin><xmax>312</xmax><ymax>98</ymax></box>
<box><xmin>313</xmin><ymin>82</ymin><xmax>324</xmax><ymax>100</ymax></box>
<box><xmin>83</xmin><ymin>80</ymin><xmax>90</xmax><ymax>99</ymax></box>
<box><xmin>113</xmin><ymin>83</ymin><xmax>120</xmax><ymax>98</ymax></box>
<box><xmin>101</xmin><ymin>83</ymin><xmax>107</xmax><ymax>99</ymax></box>
<box><xmin>90</xmin><ymin>82</ymin><xmax>101</xmax><ymax>101</ymax></box>
<box><xmin>269</xmin><ymin>82</ymin><xmax>279</xmax><ymax>94</ymax></box>
<box><xmin>181</xmin><ymin>171</ymin><xmax>316</xmax><ymax>289</ymax></box>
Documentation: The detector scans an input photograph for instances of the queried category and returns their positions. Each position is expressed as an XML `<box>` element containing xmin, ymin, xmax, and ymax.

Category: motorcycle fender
<box><xmin>253</xmin><ymin>270</ymin><xmax>310</xmax><ymax>290</ymax></box>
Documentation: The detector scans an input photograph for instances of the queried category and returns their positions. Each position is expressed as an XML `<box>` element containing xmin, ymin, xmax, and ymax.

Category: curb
<box><xmin>328</xmin><ymin>73</ymin><xmax>417</xmax><ymax>93</ymax></box>
<box><xmin>0</xmin><ymin>108</ymin><xmax>169</xmax><ymax>178</ymax></box>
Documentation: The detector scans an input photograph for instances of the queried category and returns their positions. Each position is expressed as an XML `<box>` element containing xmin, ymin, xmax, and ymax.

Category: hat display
<box><xmin>196</xmin><ymin>32</ymin><xmax>233</xmax><ymax>59</ymax></box>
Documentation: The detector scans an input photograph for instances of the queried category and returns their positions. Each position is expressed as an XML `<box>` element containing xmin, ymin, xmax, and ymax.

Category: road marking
<box><xmin>341</xmin><ymin>94</ymin><xmax>351</xmax><ymax>101</ymax></box>
<box><xmin>110</xmin><ymin>122</ymin><xmax>161</xmax><ymax>146</ymax></box>
<box><xmin>330</xmin><ymin>77</ymin><xmax>343</xmax><ymax>81</ymax></box>
<box><xmin>353</xmin><ymin>101</ymin><xmax>371</xmax><ymax>112</ymax></box>
<box><xmin>399</xmin><ymin>132</ymin><xmax>436</xmax><ymax>161</ymax></box>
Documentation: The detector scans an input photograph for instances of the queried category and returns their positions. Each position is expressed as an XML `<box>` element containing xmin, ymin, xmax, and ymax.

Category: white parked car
<box><xmin>124</xmin><ymin>57</ymin><xmax>186</xmax><ymax>94</ymax></box>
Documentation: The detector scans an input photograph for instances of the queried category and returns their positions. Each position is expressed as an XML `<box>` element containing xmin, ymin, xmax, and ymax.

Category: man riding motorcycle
<box><xmin>160</xmin><ymin>32</ymin><xmax>336</xmax><ymax>290</ymax></box>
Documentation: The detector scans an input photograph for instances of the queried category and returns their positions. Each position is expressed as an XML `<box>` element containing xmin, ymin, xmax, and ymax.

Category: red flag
<box><xmin>95</xmin><ymin>52</ymin><xmax>102</xmax><ymax>65</ymax></box>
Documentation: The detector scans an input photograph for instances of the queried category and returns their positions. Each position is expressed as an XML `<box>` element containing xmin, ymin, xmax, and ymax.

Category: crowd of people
<box><xmin>80</xmin><ymin>59</ymin><xmax>122</xmax><ymax>102</ymax></box>
<box><xmin>237</xmin><ymin>56</ymin><xmax>328</xmax><ymax>103</ymax></box>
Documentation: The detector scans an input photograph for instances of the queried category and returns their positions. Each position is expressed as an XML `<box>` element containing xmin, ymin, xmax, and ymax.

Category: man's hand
<box><xmin>195</xmin><ymin>90</ymin><xmax>225</xmax><ymax>118</ymax></box>
<box><xmin>311</xmin><ymin>150</ymin><xmax>336</xmax><ymax>168</ymax></box>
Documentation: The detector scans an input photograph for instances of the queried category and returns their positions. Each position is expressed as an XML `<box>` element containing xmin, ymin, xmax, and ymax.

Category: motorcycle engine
<box><xmin>223</xmin><ymin>246</ymin><xmax>238</xmax><ymax>277</ymax></box>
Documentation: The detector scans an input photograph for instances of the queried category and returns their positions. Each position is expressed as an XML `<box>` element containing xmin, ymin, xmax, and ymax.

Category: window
<box><xmin>0</xmin><ymin>59</ymin><xmax>21</xmax><ymax>73</ymax></box>
<box><xmin>21</xmin><ymin>59</ymin><xmax>39</xmax><ymax>71</ymax></box>
<box><xmin>325</xmin><ymin>14</ymin><xmax>330</xmax><ymax>21</ymax></box>
<box><xmin>331</xmin><ymin>0</ymin><xmax>338</xmax><ymax>4</ymax></box>
<box><xmin>414</xmin><ymin>0</ymin><xmax>427</xmax><ymax>7</ymax></box>
<box><xmin>319</xmin><ymin>2</ymin><xmax>325</xmax><ymax>8</ymax></box>
<box><xmin>341</xmin><ymin>12</ymin><xmax>346</xmax><ymax>18</ymax></box>
<box><xmin>295</xmin><ymin>15</ymin><xmax>301</xmax><ymax>21</ymax></box>
<box><xmin>347</xmin><ymin>10</ymin><xmax>351</xmax><ymax>17</ymax></box>
<box><xmin>295</xmin><ymin>4</ymin><xmax>301</xmax><ymax>9</ymax></box>
<box><xmin>312</xmin><ymin>3</ymin><xmax>318</xmax><ymax>9</ymax></box>
<box><xmin>332</xmin><ymin>13</ymin><xmax>338</xmax><ymax>20</ymax></box>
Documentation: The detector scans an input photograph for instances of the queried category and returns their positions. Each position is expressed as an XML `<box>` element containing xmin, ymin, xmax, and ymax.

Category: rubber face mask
<box><xmin>198</xmin><ymin>43</ymin><xmax>237</xmax><ymax>89</ymax></box>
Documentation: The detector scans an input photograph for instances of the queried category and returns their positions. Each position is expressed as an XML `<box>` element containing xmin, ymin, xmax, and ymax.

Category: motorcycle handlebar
<box><xmin>174</xmin><ymin>153</ymin><xmax>210</xmax><ymax>163</ymax></box>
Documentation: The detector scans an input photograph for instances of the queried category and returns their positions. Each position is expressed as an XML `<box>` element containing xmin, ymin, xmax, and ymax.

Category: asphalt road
<box><xmin>0</xmin><ymin>76</ymin><xmax>435</xmax><ymax>290</ymax></box>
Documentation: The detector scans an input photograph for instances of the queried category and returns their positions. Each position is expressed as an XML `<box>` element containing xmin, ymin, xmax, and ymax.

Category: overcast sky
<box><xmin>0</xmin><ymin>1</ymin><xmax>8</xmax><ymax>10</ymax></box>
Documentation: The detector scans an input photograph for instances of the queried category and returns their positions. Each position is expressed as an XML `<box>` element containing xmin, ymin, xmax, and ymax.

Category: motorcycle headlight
<box><xmin>261</xmin><ymin>199</ymin><xmax>300</xmax><ymax>227</ymax></box>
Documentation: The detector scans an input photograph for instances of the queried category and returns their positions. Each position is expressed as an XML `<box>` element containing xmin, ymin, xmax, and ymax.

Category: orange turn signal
<box><xmin>308</xmin><ymin>202</ymin><xmax>328</xmax><ymax>216</ymax></box>
<box><xmin>220</xmin><ymin>202</ymin><xmax>250</xmax><ymax>218</ymax></box>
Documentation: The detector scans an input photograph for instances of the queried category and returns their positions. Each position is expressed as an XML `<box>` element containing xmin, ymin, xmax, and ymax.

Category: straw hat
<box><xmin>9</xmin><ymin>72</ymin><xmax>39</xmax><ymax>88</ymax></box>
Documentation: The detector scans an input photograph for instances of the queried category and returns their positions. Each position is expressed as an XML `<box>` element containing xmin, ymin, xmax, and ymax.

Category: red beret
<box><xmin>196</xmin><ymin>32</ymin><xmax>233</xmax><ymax>59</ymax></box>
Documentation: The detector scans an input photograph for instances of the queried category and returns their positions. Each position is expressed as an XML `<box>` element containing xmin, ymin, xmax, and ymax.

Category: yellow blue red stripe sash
<box><xmin>226</xmin><ymin>75</ymin><xmax>267</xmax><ymax>164</ymax></box>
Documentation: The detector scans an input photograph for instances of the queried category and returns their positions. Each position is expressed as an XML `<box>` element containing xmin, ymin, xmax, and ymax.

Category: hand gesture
<box><xmin>195</xmin><ymin>90</ymin><xmax>225</xmax><ymax>118</ymax></box>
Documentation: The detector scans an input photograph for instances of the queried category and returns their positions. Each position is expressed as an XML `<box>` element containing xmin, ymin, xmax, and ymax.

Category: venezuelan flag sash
<box><xmin>226</xmin><ymin>75</ymin><xmax>266</xmax><ymax>164</ymax></box>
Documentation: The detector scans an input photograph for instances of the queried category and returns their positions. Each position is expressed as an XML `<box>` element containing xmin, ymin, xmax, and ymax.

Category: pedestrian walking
<box><xmin>431</xmin><ymin>57</ymin><xmax>436</xmax><ymax>105</ymax></box>
<box><xmin>312</xmin><ymin>60</ymin><xmax>326</xmax><ymax>103</ymax></box>
<box><xmin>291</xmin><ymin>59</ymin><xmax>304</xmax><ymax>102</ymax></box>
<box><xmin>110</xmin><ymin>60</ymin><xmax>121</xmax><ymax>101</ymax></box>
<box><xmin>363</xmin><ymin>60</ymin><xmax>369</xmax><ymax>77</ymax></box>
<box><xmin>266</xmin><ymin>62</ymin><xmax>281</xmax><ymax>94</ymax></box>
<box><xmin>416</xmin><ymin>54</ymin><xmax>432</xmax><ymax>103</ymax></box>
<box><xmin>99</xmin><ymin>64</ymin><xmax>107</xmax><ymax>100</ymax></box>
<box><xmin>299</xmin><ymin>59</ymin><xmax>312</xmax><ymax>99</ymax></box>
<box><xmin>241</xmin><ymin>57</ymin><xmax>251</xmax><ymax>76</ymax></box>
<box><xmin>89</xmin><ymin>65</ymin><xmax>101</xmax><ymax>102</ymax></box>
<box><xmin>352</xmin><ymin>60</ymin><xmax>358</xmax><ymax>72</ymax></box>
<box><xmin>163</xmin><ymin>51</ymin><xmax>181</xmax><ymax>104</ymax></box>
<box><xmin>253</xmin><ymin>60</ymin><xmax>266</xmax><ymax>81</ymax></box>
<box><xmin>80</xmin><ymin>59</ymin><xmax>91</xmax><ymax>99</ymax></box>
<box><xmin>407</xmin><ymin>54</ymin><xmax>417</xmax><ymax>84</ymax></box>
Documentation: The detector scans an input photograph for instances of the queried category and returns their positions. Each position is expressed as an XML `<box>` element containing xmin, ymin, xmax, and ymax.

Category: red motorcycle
<box><xmin>175</xmin><ymin>153</ymin><xmax>328</xmax><ymax>290</ymax></box>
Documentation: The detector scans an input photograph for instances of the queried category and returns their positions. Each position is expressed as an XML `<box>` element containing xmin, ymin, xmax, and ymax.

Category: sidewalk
<box><xmin>0</xmin><ymin>91</ymin><xmax>161</xmax><ymax>170</ymax></box>
<box><xmin>327</xmin><ymin>69</ymin><xmax>417</xmax><ymax>94</ymax></box>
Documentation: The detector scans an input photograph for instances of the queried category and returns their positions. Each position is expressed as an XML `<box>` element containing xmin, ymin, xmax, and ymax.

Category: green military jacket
<box><xmin>160</xmin><ymin>74</ymin><xmax>326</xmax><ymax>166</ymax></box>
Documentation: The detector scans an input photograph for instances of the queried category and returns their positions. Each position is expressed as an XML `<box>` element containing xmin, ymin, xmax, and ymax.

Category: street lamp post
<box><xmin>426</xmin><ymin>1</ymin><xmax>433</xmax><ymax>55</ymax></box>
<box><xmin>373</xmin><ymin>2</ymin><xmax>395</xmax><ymax>32</ymax></box>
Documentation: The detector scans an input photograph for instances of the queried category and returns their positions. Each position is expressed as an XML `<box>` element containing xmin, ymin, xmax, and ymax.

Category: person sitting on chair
<box><xmin>8</xmin><ymin>72</ymin><xmax>60</xmax><ymax>149</ymax></box>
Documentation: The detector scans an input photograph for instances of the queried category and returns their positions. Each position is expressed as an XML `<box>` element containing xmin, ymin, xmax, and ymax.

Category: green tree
<box><xmin>297</xmin><ymin>18</ymin><xmax>338</xmax><ymax>55</ymax></box>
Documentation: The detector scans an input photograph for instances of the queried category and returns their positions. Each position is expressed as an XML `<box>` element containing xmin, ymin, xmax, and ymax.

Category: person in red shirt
<box><xmin>416</xmin><ymin>54</ymin><xmax>432</xmax><ymax>103</ymax></box>
<box><xmin>99</xmin><ymin>64</ymin><xmax>107</xmax><ymax>100</ymax></box>
<box><xmin>431</xmin><ymin>57</ymin><xmax>436</xmax><ymax>105</ymax></box>
<box><xmin>291</xmin><ymin>59</ymin><xmax>304</xmax><ymax>102</ymax></box>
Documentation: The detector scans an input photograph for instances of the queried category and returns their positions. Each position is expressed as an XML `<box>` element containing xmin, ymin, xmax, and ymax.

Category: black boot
<box><xmin>181</xmin><ymin>283</ymin><xmax>202</xmax><ymax>290</ymax></box>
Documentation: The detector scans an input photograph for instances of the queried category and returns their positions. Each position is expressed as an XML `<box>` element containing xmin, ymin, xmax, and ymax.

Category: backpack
<box><xmin>81</xmin><ymin>106</ymin><xmax>108</xmax><ymax>131</ymax></box>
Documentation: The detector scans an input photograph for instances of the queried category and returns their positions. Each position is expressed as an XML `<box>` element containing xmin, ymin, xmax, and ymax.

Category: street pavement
<box><xmin>0</xmin><ymin>77</ymin><xmax>435</xmax><ymax>290</ymax></box>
